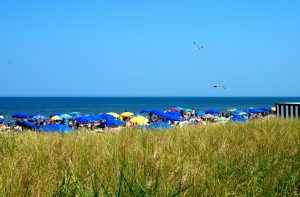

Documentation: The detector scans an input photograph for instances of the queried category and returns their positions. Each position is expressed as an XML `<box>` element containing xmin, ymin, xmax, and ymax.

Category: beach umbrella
<box><xmin>132</xmin><ymin>113</ymin><xmax>145</xmax><ymax>117</ymax></box>
<box><xmin>100</xmin><ymin>114</ymin><xmax>116</xmax><ymax>120</ymax></box>
<box><xmin>197</xmin><ymin>111</ymin><xmax>205</xmax><ymax>116</ymax></box>
<box><xmin>242</xmin><ymin>110</ymin><xmax>251</xmax><ymax>114</ymax></box>
<box><xmin>60</xmin><ymin>114</ymin><xmax>73</xmax><ymax>119</ymax></box>
<box><xmin>271</xmin><ymin>107</ymin><xmax>276</xmax><ymax>111</ymax></box>
<box><xmin>260</xmin><ymin>107</ymin><xmax>273</xmax><ymax>113</ymax></box>
<box><xmin>215</xmin><ymin>117</ymin><xmax>229</xmax><ymax>122</ymax></box>
<box><xmin>167</xmin><ymin>108</ymin><xmax>177</xmax><ymax>112</ymax></box>
<box><xmin>120</xmin><ymin>112</ymin><xmax>133</xmax><ymax>117</ymax></box>
<box><xmin>12</xmin><ymin>112</ymin><xmax>29</xmax><ymax>118</ymax></box>
<box><xmin>140</xmin><ymin>109</ymin><xmax>154</xmax><ymax>113</ymax></box>
<box><xmin>28</xmin><ymin>114</ymin><xmax>37</xmax><ymax>119</ymax></box>
<box><xmin>69</xmin><ymin>112</ymin><xmax>81</xmax><ymax>116</ymax></box>
<box><xmin>166</xmin><ymin>111</ymin><xmax>181</xmax><ymax>116</ymax></box>
<box><xmin>50</xmin><ymin>115</ymin><xmax>63</xmax><ymax>121</ymax></box>
<box><xmin>227</xmin><ymin>108</ymin><xmax>238</xmax><ymax>112</ymax></box>
<box><xmin>249</xmin><ymin>108</ymin><xmax>264</xmax><ymax>114</ymax></box>
<box><xmin>87</xmin><ymin>114</ymin><xmax>103</xmax><ymax>121</ymax></box>
<box><xmin>32</xmin><ymin>115</ymin><xmax>48</xmax><ymax>120</ymax></box>
<box><xmin>183</xmin><ymin>108</ymin><xmax>193</xmax><ymax>112</ymax></box>
<box><xmin>175</xmin><ymin>107</ymin><xmax>184</xmax><ymax>111</ymax></box>
<box><xmin>233</xmin><ymin>110</ymin><xmax>248</xmax><ymax>116</ymax></box>
<box><xmin>165</xmin><ymin>114</ymin><xmax>182</xmax><ymax>121</ymax></box>
<box><xmin>232</xmin><ymin>115</ymin><xmax>247</xmax><ymax>122</ymax></box>
<box><xmin>130</xmin><ymin>117</ymin><xmax>149</xmax><ymax>123</ymax></box>
<box><xmin>149</xmin><ymin>122</ymin><xmax>171</xmax><ymax>129</ymax></box>
<box><xmin>76</xmin><ymin>116</ymin><xmax>92</xmax><ymax>124</ymax></box>
<box><xmin>0</xmin><ymin>118</ymin><xmax>3</xmax><ymax>123</ymax></box>
<box><xmin>202</xmin><ymin>114</ymin><xmax>215</xmax><ymax>119</ymax></box>
<box><xmin>50</xmin><ymin>113</ymin><xmax>63</xmax><ymax>117</ymax></box>
<box><xmin>152</xmin><ymin>110</ymin><xmax>164</xmax><ymax>117</ymax></box>
<box><xmin>106</xmin><ymin>112</ymin><xmax>119</xmax><ymax>118</ymax></box>
<box><xmin>205</xmin><ymin>109</ymin><xmax>220</xmax><ymax>115</ymax></box>
<box><xmin>104</xmin><ymin>119</ymin><xmax>124</xmax><ymax>127</ymax></box>
<box><xmin>39</xmin><ymin>124</ymin><xmax>74</xmax><ymax>133</ymax></box>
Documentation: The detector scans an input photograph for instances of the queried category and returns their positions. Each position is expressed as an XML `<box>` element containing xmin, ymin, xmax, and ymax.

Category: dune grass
<box><xmin>0</xmin><ymin>119</ymin><xmax>299</xmax><ymax>196</ymax></box>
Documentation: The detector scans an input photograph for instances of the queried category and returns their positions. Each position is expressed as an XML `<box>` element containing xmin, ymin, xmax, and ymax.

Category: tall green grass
<box><xmin>0</xmin><ymin>119</ymin><xmax>299</xmax><ymax>196</ymax></box>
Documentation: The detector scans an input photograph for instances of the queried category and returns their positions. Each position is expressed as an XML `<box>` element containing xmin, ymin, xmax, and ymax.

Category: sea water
<box><xmin>0</xmin><ymin>97</ymin><xmax>299</xmax><ymax>120</ymax></box>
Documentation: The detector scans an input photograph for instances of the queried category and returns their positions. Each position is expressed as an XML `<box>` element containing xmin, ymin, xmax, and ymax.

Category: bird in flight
<box><xmin>193</xmin><ymin>42</ymin><xmax>204</xmax><ymax>51</ymax></box>
<box><xmin>213</xmin><ymin>85</ymin><xmax>226</xmax><ymax>89</ymax></box>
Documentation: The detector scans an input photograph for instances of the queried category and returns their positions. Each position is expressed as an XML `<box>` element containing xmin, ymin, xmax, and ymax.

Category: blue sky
<box><xmin>0</xmin><ymin>0</ymin><xmax>299</xmax><ymax>96</ymax></box>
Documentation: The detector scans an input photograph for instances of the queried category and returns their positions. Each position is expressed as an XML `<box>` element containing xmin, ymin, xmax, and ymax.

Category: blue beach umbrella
<box><xmin>152</xmin><ymin>110</ymin><xmax>165</xmax><ymax>117</ymax></box>
<box><xmin>87</xmin><ymin>114</ymin><xmax>103</xmax><ymax>121</ymax></box>
<box><xmin>60</xmin><ymin>114</ymin><xmax>73</xmax><ymax>119</ymax></box>
<box><xmin>12</xmin><ymin>112</ymin><xmax>29</xmax><ymax>118</ymax></box>
<box><xmin>166</xmin><ymin>111</ymin><xmax>181</xmax><ymax>116</ymax></box>
<box><xmin>260</xmin><ymin>107</ymin><xmax>272</xmax><ymax>113</ymax></box>
<box><xmin>205</xmin><ymin>109</ymin><xmax>220</xmax><ymax>115</ymax></box>
<box><xmin>249</xmin><ymin>108</ymin><xmax>264</xmax><ymax>114</ymax></box>
<box><xmin>0</xmin><ymin>118</ymin><xmax>3</xmax><ymax>123</ymax></box>
<box><xmin>165</xmin><ymin>114</ymin><xmax>182</xmax><ymax>121</ymax></box>
<box><xmin>149</xmin><ymin>122</ymin><xmax>171</xmax><ymax>129</ymax></box>
<box><xmin>39</xmin><ymin>124</ymin><xmax>74</xmax><ymax>133</ymax></box>
<box><xmin>103</xmin><ymin>119</ymin><xmax>124</xmax><ymax>127</ymax></box>
<box><xmin>32</xmin><ymin>115</ymin><xmax>48</xmax><ymax>120</ymax></box>
<box><xmin>76</xmin><ymin>116</ymin><xmax>92</xmax><ymax>124</ymax></box>
<box><xmin>100</xmin><ymin>114</ymin><xmax>116</xmax><ymax>120</ymax></box>
<box><xmin>232</xmin><ymin>115</ymin><xmax>247</xmax><ymax>122</ymax></box>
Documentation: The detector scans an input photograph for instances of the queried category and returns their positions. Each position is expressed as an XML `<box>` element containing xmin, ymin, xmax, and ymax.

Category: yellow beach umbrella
<box><xmin>50</xmin><ymin>115</ymin><xmax>62</xmax><ymax>121</ymax></box>
<box><xmin>130</xmin><ymin>116</ymin><xmax>149</xmax><ymax>123</ymax></box>
<box><xmin>120</xmin><ymin>112</ymin><xmax>133</xmax><ymax>117</ymax></box>
<box><xmin>106</xmin><ymin>112</ymin><xmax>119</xmax><ymax>118</ymax></box>
<box><xmin>271</xmin><ymin>107</ymin><xmax>276</xmax><ymax>111</ymax></box>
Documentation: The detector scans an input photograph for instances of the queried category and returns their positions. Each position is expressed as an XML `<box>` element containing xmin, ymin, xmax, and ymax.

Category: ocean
<box><xmin>0</xmin><ymin>97</ymin><xmax>300</xmax><ymax>120</ymax></box>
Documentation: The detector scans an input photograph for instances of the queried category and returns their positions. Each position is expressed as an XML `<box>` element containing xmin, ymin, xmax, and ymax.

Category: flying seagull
<box><xmin>193</xmin><ymin>42</ymin><xmax>204</xmax><ymax>51</ymax></box>
<box><xmin>213</xmin><ymin>85</ymin><xmax>226</xmax><ymax>89</ymax></box>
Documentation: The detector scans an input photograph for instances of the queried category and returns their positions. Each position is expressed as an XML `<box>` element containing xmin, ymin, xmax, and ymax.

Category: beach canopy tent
<box><xmin>130</xmin><ymin>117</ymin><xmax>148</xmax><ymax>123</ymax></box>
<box><xmin>87</xmin><ymin>114</ymin><xmax>103</xmax><ymax>121</ymax></box>
<box><xmin>39</xmin><ymin>124</ymin><xmax>74</xmax><ymax>133</ymax></box>
<box><xmin>50</xmin><ymin>115</ymin><xmax>63</xmax><ymax>121</ymax></box>
<box><xmin>76</xmin><ymin>116</ymin><xmax>92</xmax><ymax>124</ymax></box>
<box><xmin>232</xmin><ymin>115</ymin><xmax>247</xmax><ymax>122</ymax></box>
<box><xmin>249</xmin><ymin>108</ymin><xmax>264</xmax><ymax>114</ymax></box>
<box><xmin>205</xmin><ymin>109</ymin><xmax>220</xmax><ymax>115</ymax></box>
<box><xmin>260</xmin><ymin>107</ymin><xmax>273</xmax><ymax>113</ymax></box>
<box><xmin>50</xmin><ymin>113</ymin><xmax>63</xmax><ymax>117</ymax></box>
<box><xmin>60</xmin><ymin>114</ymin><xmax>73</xmax><ymax>119</ymax></box>
<box><xmin>120</xmin><ymin>112</ymin><xmax>134</xmax><ymax>117</ymax></box>
<box><xmin>32</xmin><ymin>115</ymin><xmax>48</xmax><ymax>120</ymax></box>
<box><xmin>149</xmin><ymin>122</ymin><xmax>171</xmax><ymax>129</ymax></box>
<box><xmin>106</xmin><ymin>112</ymin><xmax>119</xmax><ymax>118</ymax></box>
<box><xmin>12</xmin><ymin>112</ymin><xmax>29</xmax><ymax>118</ymax></box>
<box><xmin>100</xmin><ymin>114</ymin><xmax>116</xmax><ymax>120</ymax></box>
<box><xmin>104</xmin><ymin>119</ymin><xmax>124</xmax><ymax>127</ymax></box>
<box><xmin>140</xmin><ymin>109</ymin><xmax>154</xmax><ymax>113</ymax></box>
<box><xmin>0</xmin><ymin>118</ymin><xmax>3</xmax><ymax>123</ymax></box>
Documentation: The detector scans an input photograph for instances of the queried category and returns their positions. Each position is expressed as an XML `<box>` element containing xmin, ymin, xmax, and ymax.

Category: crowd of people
<box><xmin>0</xmin><ymin>107</ymin><xmax>276</xmax><ymax>132</ymax></box>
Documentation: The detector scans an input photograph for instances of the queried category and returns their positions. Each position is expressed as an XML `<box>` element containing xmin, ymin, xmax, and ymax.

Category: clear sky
<box><xmin>0</xmin><ymin>0</ymin><xmax>299</xmax><ymax>97</ymax></box>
